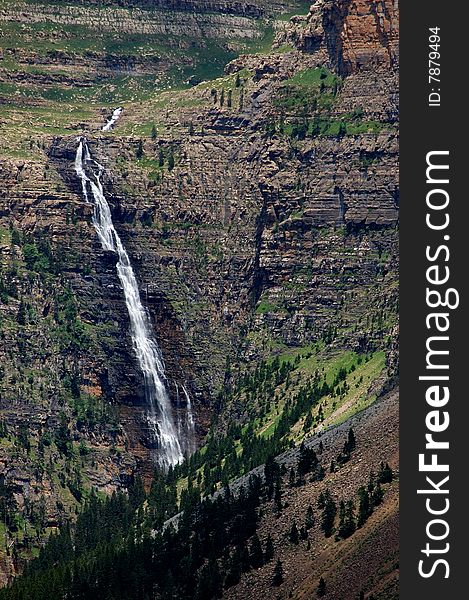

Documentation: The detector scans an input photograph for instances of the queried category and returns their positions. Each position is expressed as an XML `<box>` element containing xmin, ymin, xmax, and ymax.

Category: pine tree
<box><xmin>240</xmin><ymin>540</ymin><xmax>251</xmax><ymax>573</ymax></box>
<box><xmin>303</xmin><ymin>411</ymin><xmax>313</xmax><ymax>432</ymax></box>
<box><xmin>311</xmin><ymin>115</ymin><xmax>321</xmax><ymax>137</ymax></box>
<box><xmin>377</xmin><ymin>462</ymin><xmax>393</xmax><ymax>484</ymax></box>
<box><xmin>196</xmin><ymin>558</ymin><xmax>222</xmax><ymax>600</ymax></box>
<box><xmin>274</xmin><ymin>478</ymin><xmax>283</xmax><ymax>511</ymax></box>
<box><xmin>11</xmin><ymin>228</ymin><xmax>21</xmax><ymax>247</ymax></box>
<box><xmin>272</xmin><ymin>559</ymin><xmax>284</xmax><ymax>586</ymax></box>
<box><xmin>337</xmin><ymin>500</ymin><xmax>346</xmax><ymax>536</ymax></box>
<box><xmin>305</xmin><ymin>505</ymin><xmax>315</xmax><ymax>530</ymax></box>
<box><xmin>372</xmin><ymin>482</ymin><xmax>384</xmax><ymax>506</ymax></box>
<box><xmin>345</xmin><ymin>428</ymin><xmax>356</xmax><ymax>453</ymax></box>
<box><xmin>298</xmin><ymin>443</ymin><xmax>318</xmax><ymax>476</ymax></box>
<box><xmin>316</xmin><ymin>465</ymin><xmax>325</xmax><ymax>481</ymax></box>
<box><xmin>337</xmin><ymin>499</ymin><xmax>356</xmax><ymax>539</ymax></box>
<box><xmin>337</xmin><ymin>428</ymin><xmax>357</xmax><ymax>465</ymax></box>
<box><xmin>129</xmin><ymin>475</ymin><xmax>145</xmax><ymax>510</ymax></box>
<box><xmin>225</xmin><ymin>548</ymin><xmax>242</xmax><ymax>588</ymax></box>
<box><xmin>167</xmin><ymin>152</ymin><xmax>175</xmax><ymax>171</ymax></box>
<box><xmin>136</xmin><ymin>139</ymin><xmax>144</xmax><ymax>159</ymax></box>
<box><xmin>264</xmin><ymin>454</ymin><xmax>280</xmax><ymax>499</ymax></box>
<box><xmin>158</xmin><ymin>149</ymin><xmax>165</xmax><ymax>167</ymax></box>
<box><xmin>264</xmin><ymin>534</ymin><xmax>274</xmax><ymax>562</ymax></box>
<box><xmin>289</xmin><ymin>521</ymin><xmax>299</xmax><ymax>545</ymax></box>
<box><xmin>151</xmin><ymin>124</ymin><xmax>158</xmax><ymax>139</ymax></box>
<box><xmin>249</xmin><ymin>534</ymin><xmax>264</xmax><ymax>569</ymax></box>
<box><xmin>319</xmin><ymin>490</ymin><xmax>337</xmax><ymax>537</ymax></box>
<box><xmin>278</xmin><ymin>115</ymin><xmax>285</xmax><ymax>134</ymax></box>
<box><xmin>357</xmin><ymin>486</ymin><xmax>372</xmax><ymax>528</ymax></box>
<box><xmin>317</xmin><ymin>577</ymin><xmax>326</xmax><ymax>597</ymax></box>
<box><xmin>235</xmin><ymin>73</ymin><xmax>241</xmax><ymax>88</ymax></box>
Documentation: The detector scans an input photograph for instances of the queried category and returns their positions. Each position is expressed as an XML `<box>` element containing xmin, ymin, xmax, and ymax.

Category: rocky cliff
<box><xmin>278</xmin><ymin>0</ymin><xmax>398</xmax><ymax>74</ymax></box>
<box><xmin>0</xmin><ymin>0</ymin><xmax>398</xmax><ymax>587</ymax></box>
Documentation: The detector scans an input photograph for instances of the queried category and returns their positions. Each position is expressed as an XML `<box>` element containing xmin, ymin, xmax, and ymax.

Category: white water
<box><xmin>176</xmin><ymin>384</ymin><xmax>196</xmax><ymax>455</ymax></box>
<box><xmin>102</xmin><ymin>107</ymin><xmax>123</xmax><ymax>131</ymax></box>
<box><xmin>182</xmin><ymin>384</ymin><xmax>196</xmax><ymax>454</ymax></box>
<box><xmin>74</xmin><ymin>137</ymin><xmax>183</xmax><ymax>468</ymax></box>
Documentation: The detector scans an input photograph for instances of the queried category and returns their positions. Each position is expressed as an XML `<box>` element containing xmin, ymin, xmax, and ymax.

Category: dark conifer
<box><xmin>377</xmin><ymin>462</ymin><xmax>393</xmax><ymax>484</ymax></box>
<box><xmin>317</xmin><ymin>577</ymin><xmax>326</xmax><ymax>596</ymax></box>
<box><xmin>272</xmin><ymin>559</ymin><xmax>284</xmax><ymax>586</ymax></box>
<box><xmin>225</xmin><ymin>548</ymin><xmax>242</xmax><ymax>588</ymax></box>
<box><xmin>264</xmin><ymin>534</ymin><xmax>274</xmax><ymax>562</ymax></box>
<box><xmin>136</xmin><ymin>139</ymin><xmax>144</xmax><ymax>159</ymax></box>
<box><xmin>337</xmin><ymin>499</ymin><xmax>356</xmax><ymax>539</ymax></box>
<box><xmin>319</xmin><ymin>489</ymin><xmax>337</xmax><ymax>537</ymax></box>
<box><xmin>305</xmin><ymin>505</ymin><xmax>315</xmax><ymax>530</ymax></box>
<box><xmin>167</xmin><ymin>151</ymin><xmax>175</xmax><ymax>171</ymax></box>
<box><xmin>357</xmin><ymin>486</ymin><xmax>372</xmax><ymax>528</ymax></box>
<box><xmin>372</xmin><ymin>482</ymin><xmax>384</xmax><ymax>506</ymax></box>
<box><xmin>289</xmin><ymin>521</ymin><xmax>299</xmax><ymax>545</ymax></box>
<box><xmin>298</xmin><ymin>443</ymin><xmax>318</xmax><ymax>476</ymax></box>
<box><xmin>249</xmin><ymin>534</ymin><xmax>264</xmax><ymax>569</ymax></box>
<box><xmin>240</xmin><ymin>540</ymin><xmax>251</xmax><ymax>573</ymax></box>
<box><xmin>129</xmin><ymin>475</ymin><xmax>145</xmax><ymax>510</ymax></box>
<box><xmin>274</xmin><ymin>478</ymin><xmax>282</xmax><ymax>511</ymax></box>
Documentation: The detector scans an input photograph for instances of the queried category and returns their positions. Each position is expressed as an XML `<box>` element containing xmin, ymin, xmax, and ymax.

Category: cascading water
<box><xmin>102</xmin><ymin>107</ymin><xmax>123</xmax><ymax>131</ymax></box>
<box><xmin>74</xmin><ymin>137</ymin><xmax>183</xmax><ymax>468</ymax></box>
<box><xmin>176</xmin><ymin>384</ymin><xmax>196</xmax><ymax>455</ymax></box>
<box><xmin>182</xmin><ymin>384</ymin><xmax>196</xmax><ymax>454</ymax></box>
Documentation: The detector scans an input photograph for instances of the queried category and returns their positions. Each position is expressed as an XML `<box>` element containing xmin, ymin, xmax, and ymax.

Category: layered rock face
<box><xmin>0</xmin><ymin>2</ymin><xmax>260</xmax><ymax>38</ymax></box>
<box><xmin>6</xmin><ymin>0</ymin><xmax>304</xmax><ymax>19</ymax></box>
<box><xmin>278</xmin><ymin>0</ymin><xmax>399</xmax><ymax>75</ymax></box>
<box><xmin>0</xmin><ymin>0</ymin><xmax>398</xmax><ymax>585</ymax></box>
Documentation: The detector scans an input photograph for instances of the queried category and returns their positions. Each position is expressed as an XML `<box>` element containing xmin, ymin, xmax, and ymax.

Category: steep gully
<box><xmin>74</xmin><ymin>109</ymin><xmax>193</xmax><ymax>468</ymax></box>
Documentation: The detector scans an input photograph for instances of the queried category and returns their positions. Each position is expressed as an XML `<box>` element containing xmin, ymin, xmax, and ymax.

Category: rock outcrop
<box><xmin>277</xmin><ymin>0</ymin><xmax>399</xmax><ymax>75</ymax></box>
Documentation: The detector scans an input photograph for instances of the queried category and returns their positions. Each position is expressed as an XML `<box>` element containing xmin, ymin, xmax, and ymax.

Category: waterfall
<box><xmin>102</xmin><ymin>107</ymin><xmax>123</xmax><ymax>131</ymax></box>
<box><xmin>182</xmin><ymin>384</ymin><xmax>196</xmax><ymax>454</ymax></box>
<box><xmin>74</xmin><ymin>137</ymin><xmax>183</xmax><ymax>468</ymax></box>
<box><xmin>175</xmin><ymin>383</ymin><xmax>196</xmax><ymax>454</ymax></box>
